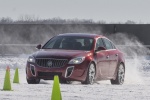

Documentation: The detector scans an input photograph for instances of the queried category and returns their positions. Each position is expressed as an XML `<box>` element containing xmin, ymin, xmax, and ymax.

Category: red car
<box><xmin>26</xmin><ymin>33</ymin><xmax>125</xmax><ymax>85</ymax></box>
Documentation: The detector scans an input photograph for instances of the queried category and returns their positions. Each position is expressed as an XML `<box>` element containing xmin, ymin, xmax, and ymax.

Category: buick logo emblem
<box><xmin>47</xmin><ymin>60</ymin><xmax>52</xmax><ymax>67</ymax></box>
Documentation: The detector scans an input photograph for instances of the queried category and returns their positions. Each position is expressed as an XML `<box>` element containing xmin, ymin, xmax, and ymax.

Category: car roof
<box><xmin>58</xmin><ymin>33</ymin><xmax>104</xmax><ymax>38</ymax></box>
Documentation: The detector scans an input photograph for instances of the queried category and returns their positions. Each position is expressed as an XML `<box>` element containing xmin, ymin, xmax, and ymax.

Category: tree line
<box><xmin>0</xmin><ymin>17</ymin><xmax>142</xmax><ymax>24</ymax></box>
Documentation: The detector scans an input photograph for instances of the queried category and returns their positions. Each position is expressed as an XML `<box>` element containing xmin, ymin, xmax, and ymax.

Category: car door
<box><xmin>102</xmin><ymin>38</ymin><xmax>118</xmax><ymax>78</ymax></box>
<box><xmin>95</xmin><ymin>38</ymin><xmax>109</xmax><ymax>79</ymax></box>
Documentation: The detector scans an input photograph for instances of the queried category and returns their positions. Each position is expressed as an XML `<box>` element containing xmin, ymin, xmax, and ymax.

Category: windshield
<box><xmin>42</xmin><ymin>36</ymin><xmax>94</xmax><ymax>51</ymax></box>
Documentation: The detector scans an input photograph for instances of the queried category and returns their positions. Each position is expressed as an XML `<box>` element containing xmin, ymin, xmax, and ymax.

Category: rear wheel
<box><xmin>27</xmin><ymin>78</ymin><xmax>40</xmax><ymax>84</ymax></box>
<box><xmin>82</xmin><ymin>63</ymin><xmax>96</xmax><ymax>84</ymax></box>
<box><xmin>111</xmin><ymin>64</ymin><xmax>125</xmax><ymax>85</ymax></box>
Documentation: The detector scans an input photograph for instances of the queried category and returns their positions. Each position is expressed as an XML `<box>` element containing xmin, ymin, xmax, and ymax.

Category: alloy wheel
<box><xmin>118</xmin><ymin>64</ymin><xmax>125</xmax><ymax>84</ymax></box>
<box><xmin>88</xmin><ymin>64</ymin><xmax>96</xmax><ymax>84</ymax></box>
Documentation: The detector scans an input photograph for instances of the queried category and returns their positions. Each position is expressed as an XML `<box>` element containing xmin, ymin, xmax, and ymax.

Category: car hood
<box><xmin>33</xmin><ymin>49</ymin><xmax>90</xmax><ymax>59</ymax></box>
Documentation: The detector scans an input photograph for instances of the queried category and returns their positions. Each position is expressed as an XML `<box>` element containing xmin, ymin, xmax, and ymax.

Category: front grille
<box><xmin>36</xmin><ymin>58</ymin><xmax>68</xmax><ymax>68</ymax></box>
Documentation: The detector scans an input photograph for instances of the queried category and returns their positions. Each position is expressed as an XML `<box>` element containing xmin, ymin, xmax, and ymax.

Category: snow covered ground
<box><xmin>0</xmin><ymin>56</ymin><xmax>150</xmax><ymax>100</ymax></box>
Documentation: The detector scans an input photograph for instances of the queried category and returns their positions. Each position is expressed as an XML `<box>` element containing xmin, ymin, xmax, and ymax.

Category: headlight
<box><xmin>27</xmin><ymin>56</ymin><xmax>35</xmax><ymax>63</ymax></box>
<box><xmin>68</xmin><ymin>56</ymin><xmax>85</xmax><ymax>64</ymax></box>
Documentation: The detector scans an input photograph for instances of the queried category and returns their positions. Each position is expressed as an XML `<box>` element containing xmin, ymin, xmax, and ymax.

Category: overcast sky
<box><xmin>0</xmin><ymin>0</ymin><xmax>150</xmax><ymax>23</ymax></box>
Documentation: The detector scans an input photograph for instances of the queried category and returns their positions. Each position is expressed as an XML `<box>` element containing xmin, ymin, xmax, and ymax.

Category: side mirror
<box><xmin>36</xmin><ymin>44</ymin><xmax>42</xmax><ymax>49</ymax></box>
<box><xmin>95</xmin><ymin>46</ymin><xmax>106</xmax><ymax>52</ymax></box>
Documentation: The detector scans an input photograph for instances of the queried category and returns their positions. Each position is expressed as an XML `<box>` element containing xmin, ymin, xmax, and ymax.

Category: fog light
<box><xmin>65</xmin><ymin>66</ymin><xmax>74</xmax><ymax>78</ymax></box>
<box><xmin>30</xmin><ymin>64</ymin><xmax>36</xmax><ymax>76</ymax></box>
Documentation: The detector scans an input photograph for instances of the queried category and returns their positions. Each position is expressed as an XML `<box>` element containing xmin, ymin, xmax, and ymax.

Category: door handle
<box><xmin>115</xmin><ymin>54</ymin><xmax>118</xmax><ymax>56</ymax></box>
<box><xmin>106</xmin><ymin>55</ymin><xmax>109</xmax><ymax>59</ymax></box>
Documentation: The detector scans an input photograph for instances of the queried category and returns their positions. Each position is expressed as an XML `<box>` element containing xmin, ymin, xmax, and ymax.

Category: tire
<box><xmin>111</xmin><ymin>64</ymin><xmax>125</xmax><ymax>85</ymax></box>
<box><xmin>60</xmin><ymin>80</ymin><xmax>72</xmax><ymax>84</ymax></box>
<box><xmin>82</xmin><ymin>63</ymin><xmax>96</xmax><ymax>84</ymax></box>
<box><xmin>27</xmin><ymin>78</ymin><xmax>40</xmax><ymax>84</ymax></box>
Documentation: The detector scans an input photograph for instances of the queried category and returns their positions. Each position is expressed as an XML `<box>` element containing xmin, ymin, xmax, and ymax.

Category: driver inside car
<box><xmin>83</xmin><ymin>39</ymin><xmax>91</xmax><ymax>50</ymax></box>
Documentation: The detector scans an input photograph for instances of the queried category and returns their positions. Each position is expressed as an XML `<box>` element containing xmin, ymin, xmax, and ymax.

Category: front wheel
<box><xmin>27</xmin><ymin>78</ymin><xmax>40</xmax><ymax>84</ymax></box>
<box><xmin>82</xmin><ymin>63</ymin><xmax>96</xmax><ymax>84</ymax></box>
<box><xmin>111</xmin><ymin>64</ymin><xmax>125</xmax><ymax>85</ymax></box>
<box><xmin>60</xmin><ymin>80</ymin><xmax>72</xmax><ymax>84</ymax></box>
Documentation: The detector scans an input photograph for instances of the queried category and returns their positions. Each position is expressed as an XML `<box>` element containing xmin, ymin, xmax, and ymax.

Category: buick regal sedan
<box><xmin>26</xmin><ymin>33</ymin><xmax>125</xmax><ymax>85</ymax></box>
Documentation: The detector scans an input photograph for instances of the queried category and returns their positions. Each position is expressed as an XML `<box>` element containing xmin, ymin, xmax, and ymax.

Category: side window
<box><xmin>96</xmin><ymin>38</ymin><xmax>105</xmax><ymax>50</ymax></box>
<box><xmin>102</xmin><ymin>38</ymin><xmax>113</xmax><ymax>50</ymax></box>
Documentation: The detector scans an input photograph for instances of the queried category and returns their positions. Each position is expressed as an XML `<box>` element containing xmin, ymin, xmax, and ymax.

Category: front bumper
<box><xmin>26</xmin><ymin>61</ymin><xmax>89</xmax><ymax>82</ymax></box>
